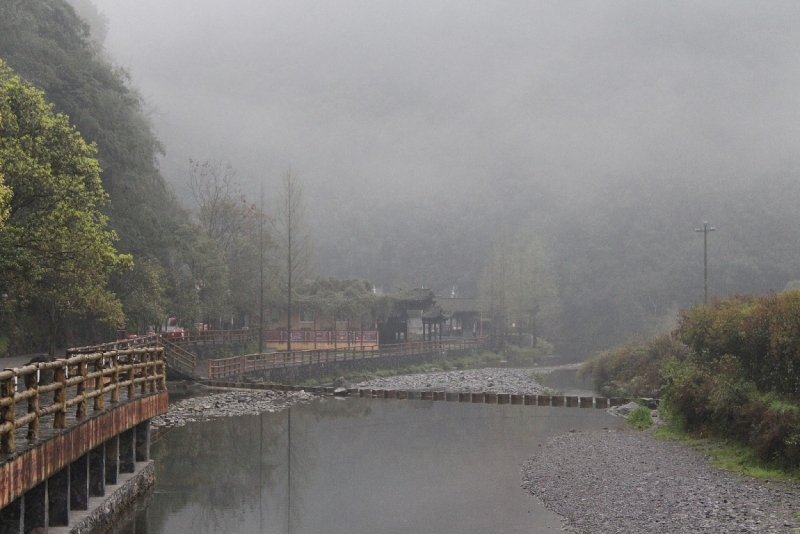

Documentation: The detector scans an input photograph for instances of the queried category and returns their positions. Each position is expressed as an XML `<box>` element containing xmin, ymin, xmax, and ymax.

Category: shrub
<box><xmin>579</xmin><ymin>333</ymin><xmax>687</xmax><ymax>397</ymax></box>
<box><xmin>677</xmin><ymin>291</ymin><xmax>800</xmax><ymax>398</ymax></box>
<box><xmin>627</xmin><ymin>405</ymin><xmax>653</xmax><ymax>430</ymax></box>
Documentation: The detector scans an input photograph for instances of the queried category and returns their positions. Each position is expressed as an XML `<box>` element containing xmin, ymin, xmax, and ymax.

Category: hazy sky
<box><xmin>90</xmin><ymin>0</ymin><xmax>800</xmax><ymax>212</ymax></box>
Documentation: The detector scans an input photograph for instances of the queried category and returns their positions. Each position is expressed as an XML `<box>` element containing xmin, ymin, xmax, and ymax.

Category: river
<box><xmin>111</xmin><ymin>369</ymin><xmax>622</xmax><ymax>533</ymax></box>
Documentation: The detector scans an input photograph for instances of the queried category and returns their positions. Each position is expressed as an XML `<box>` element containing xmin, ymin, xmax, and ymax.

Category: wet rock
<box><xmin>332</xmin><ymin>376</ymin><xmax>351</xmax><ymax>388</ymax></box>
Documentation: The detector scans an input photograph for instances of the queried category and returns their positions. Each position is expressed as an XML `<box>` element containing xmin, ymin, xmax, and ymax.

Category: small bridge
<box><xmin>0</xmin><ymin>347</ymin><xmax>168</xmax><ymax>532</ymax></box>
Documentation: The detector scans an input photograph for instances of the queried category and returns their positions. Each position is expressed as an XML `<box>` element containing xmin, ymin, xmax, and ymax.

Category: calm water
<box><xmin>114</xmin><ymin>381</ymin><xmax>621</xmax><ymax>533</ymax></box>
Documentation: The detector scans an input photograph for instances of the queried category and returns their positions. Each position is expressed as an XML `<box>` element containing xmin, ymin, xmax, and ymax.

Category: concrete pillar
<box><xmin>48</xmin><ymin>467</ymin><xmax>70</xmax><ymax>527</ymax></box>
<box><xmin>565</xmin><ymin>396</ymin><xmax>579</xmax><ymax>407</ymax></box>
<box><xmin>497</xmin><ymin>393</ymin><xmax>510</xmax><ymax>405</ymax></box>
<box><xmin>524</xmin><ymin>394</ymin><xmax>537</xmax><ymax>405</ymax></box>
<box><xmin>0</xmin><ymin>496</ymin><xmax>23</xmax><ymax>534</ymax></box>
<box><xmin>579</xmin><ymin>397</ymin><xmax>593</xmax><ymax>408</ymax></box>
<box><xmin>105</xmin><ymin>435</ymin><xmax>119</xmax><ymax>485</ymax></box>
<box><xmin>24</xmin><ymin>481</ymin><xmax>47</xmax><ymax>534</ymax></box>
<box><xmin>537</xmin><ymin>395</ymin><xmax>551</xmax><ymax>406</ymax></box>
<box><xmin>595</xmin><ymin>397</ymin><xmax>610</xmax><ymax>409</ymax></box>
<box><xmin>119</xmin><ymin>427</ymin><xmax>136</xmax><ymax>474</ymax></box>
<box><xmin>70</xmin><ymin>453</ymin><xmax>89</xmax><ymax>511</ymax></box>
<box><xmin>135</xmin><ymin>420</ymin><xmax>150</xmax><ymax>462</ymax></box>
<box><xmin>89</xmin><ymin>444</ymin><xmax>106</xmax><ymax>497</ymax></box>
<box><xmin>551</xmin><ymin>395</ymin><xmax>565</xmax><ymax>407</ymax></box>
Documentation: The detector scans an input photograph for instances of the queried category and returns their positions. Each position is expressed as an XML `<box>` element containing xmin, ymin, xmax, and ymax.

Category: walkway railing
<box><xmin>0</xmin><ymin>347</ymin><xmax>167</xmax><ymax>454</ymax></box>
<box><xmin>207</xmin><ymin>338</ymin><xmax>488</xmax><ymax>379</ymax></box>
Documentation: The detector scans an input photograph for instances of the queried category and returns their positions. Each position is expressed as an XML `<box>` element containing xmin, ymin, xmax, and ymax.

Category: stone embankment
<box><xmin>354</xmin><ymin>368</ymin><xmax>555</xmax><ymax>394</ymax></box>
<box><xmin>523</xmin><ymin>429</ymin><xmax>799</xmax><ymax>533</ymax></box>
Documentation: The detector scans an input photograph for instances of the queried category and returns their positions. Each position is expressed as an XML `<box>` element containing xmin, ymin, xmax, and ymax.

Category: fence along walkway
<box><xmin>69</xmin><ymin>334</ymin><xmax>196</xmax><ymax>377</ymax></box>
<box><xmin>0</xmin><ymin>347</ymin><xmax>167</xmax><ymax>456</ymax></box>
<box><xmin>206</xmin><ymin>338</ymin><xmax>487</xmax><ymax>379</ymax></box>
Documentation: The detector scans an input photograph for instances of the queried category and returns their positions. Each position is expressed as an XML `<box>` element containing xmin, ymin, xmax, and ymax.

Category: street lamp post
<box><xmin>694</xmin><ymin>221</ymin><xmax>716</xmax><ymax>305</ymax></box>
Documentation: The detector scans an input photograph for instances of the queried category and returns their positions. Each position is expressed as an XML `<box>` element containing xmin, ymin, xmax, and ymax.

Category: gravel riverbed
<box><xmin>522</xmin><ymin>429</ymin><xmax>800</xmax><ymax>533</ymax></box>
<box><xmin>152</xmin><ymin>389</ymin><xmax>317</xmax><ymax>428</ymax></box>
<box><xmin>354</xmin><ymin>367</ymin><xmax>557</xmax><ymax>394</ymax></box>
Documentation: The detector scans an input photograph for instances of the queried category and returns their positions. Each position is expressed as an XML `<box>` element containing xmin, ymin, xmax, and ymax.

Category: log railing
<box><xmin>0</xmin><ymin>347</ymin><xmax>167</xmax><ymax>454</ymax></box>
<box><xmin>207</xmin><ymin>338</ymin><xmax>488</xmax><ymax>379</ymax></box>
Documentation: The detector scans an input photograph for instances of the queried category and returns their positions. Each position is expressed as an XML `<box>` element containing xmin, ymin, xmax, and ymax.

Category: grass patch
<box><xmin>529</xmin><ymin>371</ymin><xmax>545</xmax><ymax>385</ymax></box>
<box><xmin>627</xmin><ymin>405</ymin><xmax>654</xmax><ymax>430</ymax></box>
<box><xmin>654</xmin><ymin>424</ymin><xmax>799</xmax><ymax>482</ymax></box>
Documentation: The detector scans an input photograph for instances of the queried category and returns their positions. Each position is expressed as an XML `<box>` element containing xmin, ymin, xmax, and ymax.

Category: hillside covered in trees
<box><xmin>3</xmin><ymin>0</ymin><xmax>800</xmax><ymax>356</ymax></box>
<box><xmin>0</xmin><ymin>0</ymin><xmax>283</xmax><ymax>354</ymax></box>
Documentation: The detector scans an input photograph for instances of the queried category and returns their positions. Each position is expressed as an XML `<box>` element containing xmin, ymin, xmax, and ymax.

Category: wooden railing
<box><xmin>0</xmin><ymin>347</ymin><xmax>167</xmax><ymax>454</ymax></box>
<box><xmin>155</xmin><ymin>337</ymin><xmax>197</xmax><ymax>376</ymax></box>
<box><xmin>207</xmin><ymin>337</ymin><xmax>488</xmax><ymax>379</ymax></box>
<box><xmin>165</xmin><ymin>329</ymin><xmax>259</xmax><ymax>347</ymax></box>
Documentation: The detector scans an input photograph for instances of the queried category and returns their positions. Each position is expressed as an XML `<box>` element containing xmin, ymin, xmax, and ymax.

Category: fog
<box><xmin>92</xmin><ymin>0</ymin><xmax>800</xmax><ymax>199</ymax></box>
<box><xmin>85</xmin><ymin>0</ymin><xmax>800</xmax><ymax>343</ymax></box>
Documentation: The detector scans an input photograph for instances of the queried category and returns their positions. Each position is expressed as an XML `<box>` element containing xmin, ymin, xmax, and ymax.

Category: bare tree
<box><xmin>274</xmin><ymin>167</ymin><xmax>313</xmax><ymax>351</ymax></box>
<box><xmin>188</xmin><ymin>159</ymin><xmax>249</xmax><ymax>255</ymax></box>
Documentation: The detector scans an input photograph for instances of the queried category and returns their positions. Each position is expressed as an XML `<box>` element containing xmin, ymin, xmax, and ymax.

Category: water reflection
<box><xmin>113</xmin><ymin>393</ymin><xmax>622</xmax><ymax>534</ymax></box>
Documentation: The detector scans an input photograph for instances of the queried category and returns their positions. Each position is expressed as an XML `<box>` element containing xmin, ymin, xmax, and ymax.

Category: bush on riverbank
<box><xmin>578</xmin><ymin>334</ymin><xmax>687</xmax><ymax>398</ymax></box>
<box><xmin>661</xmin><ymin>354</ymin><xmax>800</xmax><ymax>471</ymax></box>
<box><xmin>580</xmin><ymin>292</ymin><xmax>800</xmax><ymax>473</ymax></box>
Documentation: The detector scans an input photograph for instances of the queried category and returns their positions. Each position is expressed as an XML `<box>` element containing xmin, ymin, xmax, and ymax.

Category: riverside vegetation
<box><xmin>580</xmin><ymin>290</ymin><xmax>800</xmax><ymax>478</ymax></box>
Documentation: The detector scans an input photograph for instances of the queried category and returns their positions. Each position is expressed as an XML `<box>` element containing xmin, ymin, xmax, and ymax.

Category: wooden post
<box><xmin>76</xmin><ymin>360</ymin><xmax>87</xmax><ymax>418</ymax></box>
<box><xmin>149</xmin><ymin>351</ymin><xmax>157</xmax><ymax>393</ymax></box>
<box><xmin>140</xmin><ymin>352</ymin><xmax>148</xmax><ymax>395</ymax></box>
<box><xmin>1</xmin><ymin>375</ymin><xmax>16</xmax><ymax>453</ymax></box>
<box><xmin>94</xmin><ymin>356</ymin><xmax>105</xmax><ymax>411</ymax></box>
<box><xmin>54</xmin><ymin>365</ymin><xmax>67</xmax><ymax>428</ymax></box>
<box><xmin>127</xmin><ymin>353</ymin><xmax>135</xmax><ymax>399</ymax></box>
<box><xmin>111</xmin><ymin>353</ymin><xmax>120</xmax><ymax>403</ymax></box>
<box><xmin>26</xmin><ymin>371</ymin><xmax>39</xmax><ymax>440</ymax></box>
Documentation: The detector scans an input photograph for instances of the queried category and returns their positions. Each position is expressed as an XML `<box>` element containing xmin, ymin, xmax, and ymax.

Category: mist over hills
<box><xmin>4</xmin><ymin>0</ymin><xmax>800</xmax><ymax>350</ymax></box>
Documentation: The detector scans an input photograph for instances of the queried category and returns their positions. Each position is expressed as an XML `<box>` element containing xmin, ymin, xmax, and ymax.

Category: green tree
<box><xmin>0</xmin><ymin>175</ymin><xmax>9</xmax><ymax>228</ymax></box>
<box><xmin>478</xmin><ymin>230</ymin><xmax>559</xmax><ymax>349</ymax></box>
<box><xmin>0</xmin><ymin>60</ymin><xmax>131</xmax><ymax>355</ymax></box>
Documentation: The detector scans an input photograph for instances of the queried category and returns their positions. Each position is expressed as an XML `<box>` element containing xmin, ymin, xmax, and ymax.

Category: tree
<box><xmin>274</xmin><ymin>168</ymin><xmax>313</xmax><ymax>350</ymax></box>
<box><xmin>187</xmin><ymin>159</ymin><xmax>273</xmax><ymax>333</ymax></box>
<box><xmin>0</xmin><ymin>60</ymin><xmax>131</xmax><ymax>355</ymax></box>
<box><xmin>0</xmin><ymin>175</ymin><xmax>9</xmax><ymax>229</ymax></box>
<box><xmin>188</xmin><ymin>159</ymin><xmax>251</xmax><ymax>256</ymax></box>
<box><xmin>478</xmin><ymin>229</ymin><xmax>559</xmax><ymax>350</ymax></box>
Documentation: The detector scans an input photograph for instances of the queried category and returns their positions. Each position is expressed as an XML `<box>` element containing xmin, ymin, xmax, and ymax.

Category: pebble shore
<box><xmin>152</xmin><ymin>389</ymin><xmax>316</xmax><ymax>428</ymax></box>
<box><xmin>354</xmin><ymin>367</ymin><xmax>556</xmax><ymax>394</ymax></box>
<box><xmin>522</xmin><ymin>429</ymin><xmax>799</xmax><ymax>533</ymax></box>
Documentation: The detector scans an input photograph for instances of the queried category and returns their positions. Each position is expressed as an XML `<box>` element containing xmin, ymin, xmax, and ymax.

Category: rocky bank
<box><xmin>522</xmin><ymin>429</ymin><xmax>799</xmax><ymax>533</ymax></box>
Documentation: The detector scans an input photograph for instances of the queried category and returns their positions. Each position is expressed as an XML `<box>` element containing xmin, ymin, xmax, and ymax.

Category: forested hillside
<box><xmin>3</xmin><ymin>0</ymin><xmax>800</xmax><ymax>356</ymax></box>
<box><xmin>0</xmin><ymin>0</ymin><xmax>268</xmax><ymax>353</ymax></box>
<box><xmin>319</xmin><ymin>171</ymin><xmax>800</xmax><ymax>351</ymax></box>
